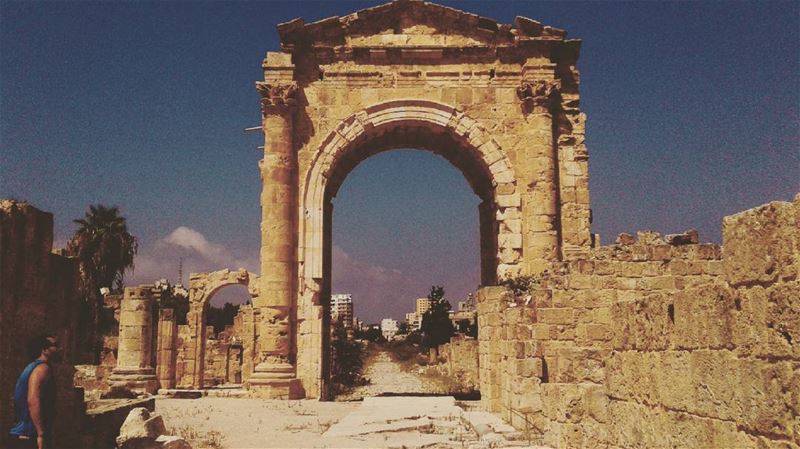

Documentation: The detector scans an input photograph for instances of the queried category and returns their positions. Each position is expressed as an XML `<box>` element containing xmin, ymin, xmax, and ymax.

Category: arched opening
<box><xmin>327</xmin><ymin>149</ymin><xmax>482</xmax><ymax>400</ymax></box>
<box><xmin>298</xmin><ymin>101</ymin><xmax>520</xmax><ymax>399</ymax></box>
<box><xmin>203</xmin><ymin>284</ymin><xmax>251</xmax><ymax>387</ymax></box>
<box><xmin>170</xmin><ymin>269</ymin><xmax>255</xmax><ymax>389</ymax></box>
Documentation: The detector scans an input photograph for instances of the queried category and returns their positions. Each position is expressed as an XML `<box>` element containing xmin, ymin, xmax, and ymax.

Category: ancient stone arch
<box><xmin>182</xmin><ymin>268</ymin><xmax>257</xmax><ymax>388</ymax></box>
<box><xmin>302</xmin><ymin>98</ymin><xmax>522</xmax><ymax>281</ymax></box>
<box><xmin>250</xmin><ymin>0</ymin><xmax>591</xmax><ymax>398</ymax></box>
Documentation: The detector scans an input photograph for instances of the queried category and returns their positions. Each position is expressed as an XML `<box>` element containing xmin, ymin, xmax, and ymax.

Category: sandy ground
<box><xmin>336</xmin><ymin>351</ymin><xmax>447</xmax><ymax>400</ymax></box>
<box><xmin>157</xmin><ymin>397</ymin><xmax>360</xmax><ymax>448</ymax></box>
<box><xmin>156</xmin><ymin>349</ymin><xmax>475</xmax><ymax>449</ymax></box>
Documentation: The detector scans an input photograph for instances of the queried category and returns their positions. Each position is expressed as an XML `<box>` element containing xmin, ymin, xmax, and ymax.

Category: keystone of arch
<box><xmin>301</xmin><ymin>99</ymin><xmax>521</xmax><ymax>279</ymax></box>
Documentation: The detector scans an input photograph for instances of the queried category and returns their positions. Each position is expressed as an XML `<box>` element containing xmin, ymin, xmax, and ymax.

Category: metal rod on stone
<box><xmin>244</xmin><ymin>126</ymin><xmax>263</xmax><ymax>132</ymax></box>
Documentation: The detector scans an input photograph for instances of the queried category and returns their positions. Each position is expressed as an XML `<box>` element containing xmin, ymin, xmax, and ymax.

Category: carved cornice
<box><xmin>256</xmin><ymin>82</ymin><xmax>299</xmax><ymax>115</ymax></box>
<box><xmin>517</xmin><ymin>80</ymin><xmax>559</xmax><ymax>113</ymax></box>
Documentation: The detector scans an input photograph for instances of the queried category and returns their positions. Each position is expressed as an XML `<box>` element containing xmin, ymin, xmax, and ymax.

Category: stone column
<box><xmin>248</xmin><ymin>73</ymin><xmax>302</xmax><ymax>398</ymax></box>
<box><xmin>517</xmin><ymin>77</ymin><xmax>561</xmax><ymax>274</ymax></box>
<box><xmin>156</xmin><ymin>308</ymin><xmax>177</xmax><ymax>389</ymax></box>
<box><xmin>109</xmin><ymin>286</ymin><xmax>158</xmax><ymax>394</ymax></box>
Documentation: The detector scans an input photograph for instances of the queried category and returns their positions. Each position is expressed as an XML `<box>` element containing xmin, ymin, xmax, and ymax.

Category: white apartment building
<box><xmin>330</xmin><ymin>293</ymin><xmax>354</xmax><ymax>328</ymax></box>
<box><xmin>381</xmin><ymin>318</ymin><xmax>399</xmax><ymax>340</ymax></box>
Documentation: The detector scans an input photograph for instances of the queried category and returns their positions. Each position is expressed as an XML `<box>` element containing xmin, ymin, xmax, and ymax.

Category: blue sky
<box><xmin>2</xmin><ymin>1</ymin><xmax>797</xmax><ymax>322</ymax></box>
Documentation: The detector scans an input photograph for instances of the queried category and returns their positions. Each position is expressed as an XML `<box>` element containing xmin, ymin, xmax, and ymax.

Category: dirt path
<box><xmin>336</xmin><ymin>349</ymin><xmax>447</xmax><ymax>400</ymax></box>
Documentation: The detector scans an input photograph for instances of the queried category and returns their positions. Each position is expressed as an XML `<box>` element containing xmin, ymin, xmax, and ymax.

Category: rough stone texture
<box><xmin>156</xmin><ymin>308</ymin><xmax>178</xmax><ymax>389</ymax></box>
<box><xmin>109</xmin><ymin>286</ymin><xmax>159</xmax><ymax>394</ymax></box>
<box><xmin>477</xmin><ymin>195</ymin><xmax>800</xmax><ymax>448</ymax></box>
<box><xmin>259</xmin><ymin>0</ymin><xmax>591</xmax><ymax>399</ymax></box>
<box><xmin>83</xmin><ymin>398</ymin><xmax>156</xmax><ymax>449</ymax></box>
<box><xmin>171</xmin><ymin>304</ymin><xmax>256</xmax><ymax>388</ymax></box>
<box><xmin>434</xmin><ymin>336</ymin><xmax>480</xmax><ymax>392</ymax></box>
<box><xmin>116</xmin><ymin>407</ymin><xmax>192</xmax><ymax>449</ymax></box>
<box><xmin>0</xmin><ymin>200</ymin><xmax>86</xmax><ymax>449</ymax></box>
<box><xmin>183</xmin><ymin>269</ymin><xmax>254</xmax><ymax>389</ymax></box>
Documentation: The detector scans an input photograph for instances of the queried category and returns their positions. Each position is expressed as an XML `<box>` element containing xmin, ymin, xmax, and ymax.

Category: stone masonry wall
<box><xmin>75</xmin><ymin>293</ymin><xmax>122</xmax><ymax>399</ymax></box>
<box><xmin>175</xmin><ymin>325</ymin><xmax>192</xmax><ymax>388</ymax></box>
<box><xmin>0</xmin><ymin>200</ymin><xmax>86</xmax><ymax>449</ymax></box>
<box><xmin>479</xmin><ymin>195</ymin><xmax>799</xmax><ymax>448</ymax></box>
<box><xmin>606</xmin><ymin>196</ymin><xmax>799</xmax><ymax>449</ymax></box>
<box><xmin>173</xmin><ymin>305</ymin><xmax>255</xmax><ymax>388</ymax></box>
<box><xmin>441</xmin><ymin>336</ymin><xmax>480</xmax><ymax>392</ymax></box>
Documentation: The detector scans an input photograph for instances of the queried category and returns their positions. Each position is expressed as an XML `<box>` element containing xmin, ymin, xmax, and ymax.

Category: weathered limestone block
<box><xmin>116</xmin><ymin>408</ymin><xmax>166</xmax><ymax>449</ymax></box>
<box><xmin>610</xmin><ymin>292</ymin><xmax>673</xmax><ymax>351</ymax></box>
<box><xmin>673</xmin><ymin>284</ymin><xmax>736</xmax><ymax>350</ymax></box>
<box><xmin>665</xmin><ymin>229</ymin><xmax>700</xmax><ymax>245</ymax></box>
<box><xmin>723</xmin><ymin>198</ymin><xmax>799</xmax><ymax>286</ymax></box>
<box><xmin>731</xmin><ymin>282</ymin><xmax>800</xmax><ymax>360</ymax></box>
<box><xmin>607</xmin><ymin>400</ymin><xmax>757</xmax><ymax>449</ymax></box>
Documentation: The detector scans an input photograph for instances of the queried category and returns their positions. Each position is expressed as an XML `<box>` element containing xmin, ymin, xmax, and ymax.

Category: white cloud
<box><xmin>162</xmin><ymin>226</ymin><xmax>226</xmax><ymax>261</ymax></box>
<box><xmin>127</xmin><ymin>226</ymin><xmax>257</xmax><ymax>288</ymax></box>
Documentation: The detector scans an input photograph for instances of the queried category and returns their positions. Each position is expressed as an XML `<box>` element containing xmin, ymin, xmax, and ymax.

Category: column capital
<box><xmin>256</xmin><ymin>81</ymin><xmax>299</xmax><ymax>116</ymax></box>
<box><xmin>516</xmin><ymin>79</ymin><xmax>560</xmax><ymax>114</ymax></box>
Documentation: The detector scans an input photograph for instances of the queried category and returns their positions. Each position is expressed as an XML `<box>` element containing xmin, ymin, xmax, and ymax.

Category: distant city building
<box><xmin>381</xmin><ymin>318</ymin><xmax>399</xmax><ymax>340</ymax></box>
<box><xmin>416</xmin><ymin>297</ymin><xmax>432</xmax><ymax>315</ymax></box>
<box><xmin>405</xmin><ymin>312</ymin><xmax>421</xmax><ymax>330</ymax></box>
<box><xmin>452</xmin><ymin>293</ymin><xmax>477</xmax><ymax>329</ymax></box>
<box><xmin>457</xmin><ymin>293</ymin><xmax>475</xmax><ymax>313</ymax></box>
<box><xmin>331</xmin><ymin>293</ymin><xmax>354</xmax><ymax>328</ymax></box>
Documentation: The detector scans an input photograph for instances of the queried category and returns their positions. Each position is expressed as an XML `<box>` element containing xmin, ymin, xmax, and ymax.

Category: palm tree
<box><xmin>68</xmin><ymin>204</ymin><xmax>137</xmax><ymax>292</ymax></box>
<box><xmin>67</xmin><ymin>205</ymin><xmax>137</xmax><ymax>359</ymax></box>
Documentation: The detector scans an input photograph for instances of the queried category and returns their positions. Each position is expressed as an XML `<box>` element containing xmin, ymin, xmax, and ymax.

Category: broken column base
<box><xmin>247</xmin><ymin>362</ymin><xmax>304</xmax><ymax>399</ymax></box>
<box><xmin>108</xmin><ymin>367</ymin><xmax>158</xmax><ymax>395</ymax></box>
<box><xmin>247</xmin><ymin>377</ymin><xmax>304</xmax><ymax>399</ymax></box>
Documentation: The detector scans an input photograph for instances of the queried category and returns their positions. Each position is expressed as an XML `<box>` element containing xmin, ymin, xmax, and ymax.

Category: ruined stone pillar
<box><xmin>249</xmin><ymin>53</ymin><xmax>302</xmax><ymax>398</ymax></box>
<box><xmin>156</xmin><ymin>308</ymin><xmax>177</xmax><ymax>389</ymax></box>
<box><xmin>109</xmin><ymin>286</ymin><xmax>158</xmax><ymax>394</ymax></box>
<box><xmin>517</xmin><ymin>76</ymin><xmax>561</xmax><ymax>274</ymax></box>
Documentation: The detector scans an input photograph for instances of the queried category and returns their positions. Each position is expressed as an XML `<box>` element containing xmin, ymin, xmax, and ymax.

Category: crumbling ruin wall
<box><xmin>172</xmin><ymin>305</ymin><xmax>255</xmax><ymax>388</ymax></box>
<box><xmin>75</xmin><ymin>293</ymin><xmax>122</xmax><ymax>399</ymax></box>
<box><xmin>175</xmin><ymin>324</ymin><xmax>192</xmax><ymax>388</ymax></box>
<box><xmin>0</xmin><ymin>200</ymin><xmax>85</xmax><ymax>449</ymax></box>
<box><xmin>203</xmin><ymin>326</ymin><xmax>244</xmax><ymax>386</ymax></box>
<box><xmin>606</xmin><ymin>196</ymin><xmax>799</xmax><ymax>448</ymax></box>
<box><xmin>479</xmin><ymin>196</ymin><xmax>799</xmax><ymax>448</ymax></box>
<box><xmin>438</xmin><ymin>336</ymin><xmax>480</xmax><ymax>392</ymax></box>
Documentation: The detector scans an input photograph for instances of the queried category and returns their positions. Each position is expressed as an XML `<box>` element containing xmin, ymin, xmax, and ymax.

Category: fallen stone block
<box><xmin>665</xmin><ymin>229</ymin><xmax>699</xmax><ymax>245</ymax></box>
<box><xmin>116</xmin><ymin>408</ymin><xmax>166</xmax><ymax>449</ymax></box>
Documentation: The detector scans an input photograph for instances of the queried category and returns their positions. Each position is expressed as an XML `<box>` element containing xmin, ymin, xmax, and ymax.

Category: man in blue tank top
<box><xmin>8</xmin><ymin>334</ymin><xmax>60</xmax><ymax>449</ymax></box>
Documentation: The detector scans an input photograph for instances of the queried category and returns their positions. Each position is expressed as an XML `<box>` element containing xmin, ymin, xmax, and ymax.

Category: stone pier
<box><xmin>109</xmin><ymin>286</ymin><xmax>158</xmax><ymax>394</ymax></box>
<box><xmin>156</xmin><ymin>308</ymin><xmax>178</xmax><ymax>390</ymax></box>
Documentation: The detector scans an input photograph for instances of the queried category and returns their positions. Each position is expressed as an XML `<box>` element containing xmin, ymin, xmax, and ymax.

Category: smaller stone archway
<box><xmin>183</xmin><ymin>268</ymin><xmax>258</xmax><ymax>389</ymax></box>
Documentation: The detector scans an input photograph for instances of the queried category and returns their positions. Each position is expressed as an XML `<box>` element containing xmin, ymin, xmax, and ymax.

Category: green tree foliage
<box><xmin>68</xmin><ymin>205</ymin><xmax>138</xmax><ymax>294</ymax></box>
<box><xmin>499</xmin><ymin>275</ymin><xmax>539</xmax><ymax>297</ymax></box>
<box><xmin>207</xmin><ymin>302</ymin><xmax>239</xmax><ymax>334</ymax></box>
<box><xmin>420</xmin><ymin>286</ymin><xmax>454</xmax><ymax>348</ymax></box>
<box><xmin>456</xmin><ymin>319</ymin><xmax>478</xmax><ymax>338</ymax></box>
<box><xmin>397</xmin><ymin>321</ymin><xmax>409</xmax><ymax>335</ymax></box>
<box><xmin>158</xmin><ymin>285</ymin><xmax>189</xmax><ymax>325</ymax></box>
<box><xmin>330</xmin><ymin>320</ymin><xmax>366</xmax><ymax>395</ymax></box>
<box><xmin>67</xmin><ymin>205</ymin><xmax>137</xmax><ymax>361</ymax></box>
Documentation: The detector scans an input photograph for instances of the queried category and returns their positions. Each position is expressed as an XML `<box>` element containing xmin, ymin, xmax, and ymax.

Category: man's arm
<box><xmin>27</xmin><ymin>363</ymin><xmax>50</xmax><ymax>449</ymax></box>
